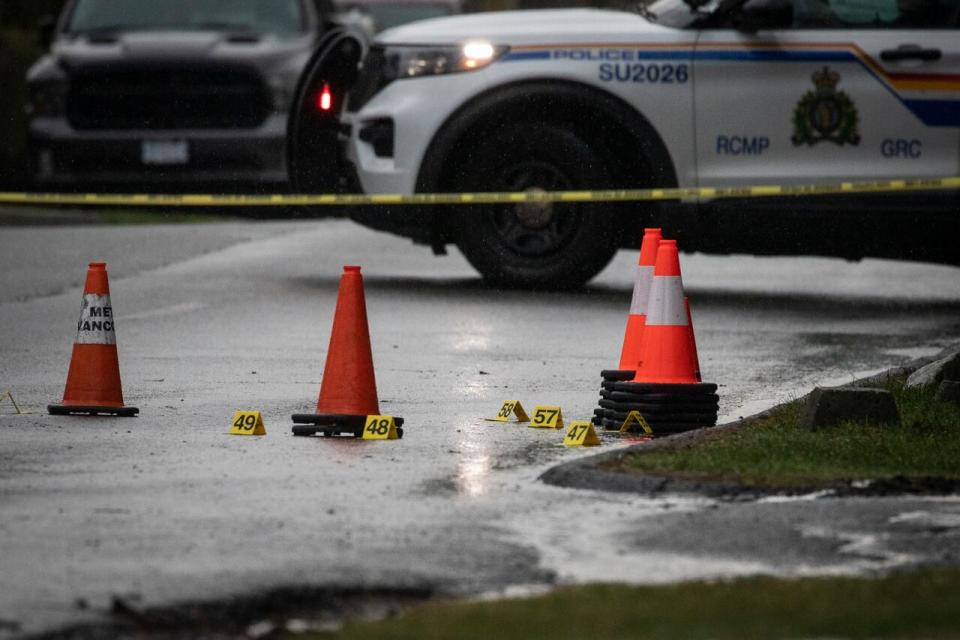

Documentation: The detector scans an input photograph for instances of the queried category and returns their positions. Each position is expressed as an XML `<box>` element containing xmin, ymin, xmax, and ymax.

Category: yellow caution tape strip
<box><xmin>1</xmin><ymin>176</ymin><xmax>957</xmax><ymax>207</ymax></box>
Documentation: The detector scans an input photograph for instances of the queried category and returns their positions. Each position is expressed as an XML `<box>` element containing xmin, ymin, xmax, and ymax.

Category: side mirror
<box><xmin>38</xmin><ymin>15</ymin><xmax>56</xmax><ymax>49</ymax></box>
<box><xmin>733</xmin><ymin>0</ymin><xmax>793</xmax><ymax>31</ymax></box>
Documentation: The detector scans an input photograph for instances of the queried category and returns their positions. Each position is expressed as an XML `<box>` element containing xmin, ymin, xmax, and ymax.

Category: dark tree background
<box><xmin>0</xmin><ymin>0</ymin><xmax>66</xmax><ymax>187</ymax></box>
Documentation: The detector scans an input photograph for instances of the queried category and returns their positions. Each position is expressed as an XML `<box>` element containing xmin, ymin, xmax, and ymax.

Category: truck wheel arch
<box><xmin>415</xmin><ymin>79</ymin><xmax>679</xmax><ymax>245</ymax></box>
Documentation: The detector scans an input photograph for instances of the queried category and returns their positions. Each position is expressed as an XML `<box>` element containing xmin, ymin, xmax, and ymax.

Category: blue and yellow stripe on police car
<box><xmin>503</xmin><ymin>41</ymin><xmax>960</xmax><ymax>127</ymax></box>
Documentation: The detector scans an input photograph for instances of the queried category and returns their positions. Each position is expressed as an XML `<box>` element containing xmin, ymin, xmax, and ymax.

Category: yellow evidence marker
<box><xmin>530</xmin><ymin>406</ymin><xmax>564</xmax><ymax>429</ymax></box>
<box><xmin>230</xmin><ymin>410</ymin><xmax>266</xmax><ymax>436</ymax></box>
<box><xmin>487</xmin><ymin>400</ymin><xmax>530</xmax><ymax>423</ymax></box>
<box><xmin>619</xmin><ymin>411</ymin><xmax>653</xmax><ymax>435</ymax></box>
<box><xmin>563</xmin><ymin>421</ymin><xmax>601</xmax><ymax>447</ymax></box>
<box><xmin>363</xmin><ymin>415</ymin><xmax>400</xmax><ymax>440</ymax></box>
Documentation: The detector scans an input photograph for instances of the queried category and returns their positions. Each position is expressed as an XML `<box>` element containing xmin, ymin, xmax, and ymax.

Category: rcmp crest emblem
<box><xmin>792</xmin><ymin>66</ymin><xmax>860</xmax><ymax>146</ymax></box>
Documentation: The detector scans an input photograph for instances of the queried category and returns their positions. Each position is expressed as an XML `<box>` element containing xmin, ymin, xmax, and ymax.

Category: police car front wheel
<box><xmin>447</xmin><ymin>122</ymin><xmax>620</xmax><ymax>289</ymax></box>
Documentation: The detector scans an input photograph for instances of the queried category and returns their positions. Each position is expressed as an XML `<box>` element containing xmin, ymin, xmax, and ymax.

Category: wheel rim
<box><xmin>488</xmin><ymin>160</ymin><xmax>581</xmax><ymax>258</ymax></box>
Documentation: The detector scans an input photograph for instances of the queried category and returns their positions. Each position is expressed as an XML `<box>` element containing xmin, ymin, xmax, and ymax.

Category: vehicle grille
<box><xmin>67</xmin><ymin>63</ymin><xmax>272</xmax><ymax>130</ymax></box>
<box><xmin>347</xmin><ymin>46</ymin><xmax>391</xmax><ymax>113</ymax></box>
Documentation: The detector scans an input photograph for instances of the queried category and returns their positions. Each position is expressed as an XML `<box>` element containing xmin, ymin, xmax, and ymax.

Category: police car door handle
<box><xmin>880</xmin><ymin>46</ymin><xmax>941</xmax><ymax>62</ymax></box>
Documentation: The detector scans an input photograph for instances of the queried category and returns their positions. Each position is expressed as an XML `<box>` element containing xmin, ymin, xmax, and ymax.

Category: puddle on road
<box><xmin>889</xmin><ymin>509</ymin><xmax>960</xmax><ymax>529</ymax></box>
<box><xmin>457</xmin><ymin>453</ymin><xmax>493</xmax><ymax>497</ymax></box>
<box><xmin>882</xmin><ymin>346</ymin><xmax>946</xmax><ymax>360</ymax></box>
<box><xmin>793</xmin><ymin>525</ymin><xmax>924</xmax><ymax>575</ymax></box>
<box><xmin>489</xmin><ymin>452</ymin><xmax>960</xmax><ymax>589</ymax></box>
<box><xmin>756</xmin><ymin>491</ymin><xmax>836</xmax><ymax>503</ymax></box>
<box><xmin>498</xmin><ymin>481</ymin><xmax>775</xmax><ymax>585</ymax></box>
<box><xmin>505</xmin><ymin>485</ymin><xmax>960</xmax><ymax>586</ymax></box>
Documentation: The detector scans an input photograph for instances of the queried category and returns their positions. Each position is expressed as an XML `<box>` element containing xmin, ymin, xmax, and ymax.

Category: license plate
<box><xmin>141</xmin><ymin>140</ymin><xmax>189</xmax><ymax>165</ymax></box>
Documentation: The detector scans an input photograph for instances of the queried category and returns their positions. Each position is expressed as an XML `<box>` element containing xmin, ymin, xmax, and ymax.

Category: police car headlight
<box><xmin>384</xmin><ymin>42</ymin><xmax>508</xmax><ymax>79</ymax></box>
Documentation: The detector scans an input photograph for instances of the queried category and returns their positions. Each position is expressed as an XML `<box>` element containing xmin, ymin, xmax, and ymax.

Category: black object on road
<box><xmin>291</xmin><ymin>414</ymin><xmax>405</xmax><ymax>438</ymax></box>
<box><xmin>595</xmin><ymin>370</ymin><xmax>719</xmax><ymax>434</ymax></box>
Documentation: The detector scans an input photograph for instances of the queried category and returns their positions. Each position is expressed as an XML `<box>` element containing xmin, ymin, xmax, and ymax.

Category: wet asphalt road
<box><xmin>2</xmin><ymin>218</ymin><xmax>960</xmax><ymax>637</ymax></box>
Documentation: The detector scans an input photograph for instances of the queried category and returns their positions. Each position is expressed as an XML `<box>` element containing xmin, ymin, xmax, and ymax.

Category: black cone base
<box><xmin>603</xmin><ymin>389</ymin><xmax>719</xmax><ymax>403</ymax></box>
<box><xmin>601</xmin><ymin>381</ymin><xmax>717</xmax><ymax>395</ymax></box>
<box><xmin>594</xmin><ymin>371</ymin><xmax>719</xmax><ymax>436</ymax></box>
<box><xmin>598</xmin><ymin>399</ymin><xmax>718</xmax><ymax>414</ymax></box>
<box><xmin>292</xmin><ymin>413</ymin><xmax>405</xmax><ymax>438</ymax></box>
<box><xmin>612</xmin><ymin>382</ymin><xmax>717</xmax><ymax>395</ymax></box>
<box><xmin>600</xmin><ymin>369</ymin><xmax>636</xmax><ymax>381</ymax></box>
<box><xmin>598</xmin><ymin>397</ymin><xmax>719</xmax><ymax>412</ymax></box>
<box><xmin>48</xmin><ymin>404</ymin><xmax>139</xmax><ymax>417</ymax></box>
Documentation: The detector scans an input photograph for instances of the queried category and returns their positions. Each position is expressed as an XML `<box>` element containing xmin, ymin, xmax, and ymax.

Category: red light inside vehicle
<box><xmin>316</xmin><ymin>83</ymin><xmax>333</xmax><ymax>112</ymax></box>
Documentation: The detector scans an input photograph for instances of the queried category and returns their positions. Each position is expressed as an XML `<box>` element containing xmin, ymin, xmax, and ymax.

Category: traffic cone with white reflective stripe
<box><xmin>594</xmin><ymin>237</ymin><xmax>718</xmax><ymax>436</ymax></box>
<box><xmin>618</xmin><ymin>228</ymin><xmax>661</xmax><ymax>372</ymax></box>
<box><xmin>633</xmin><ymin>240</ymin><xmax>699</xmax><ymax>384</ymax></box>
<box><xmin>48</xmin><ymin>262</ymin><xmax>138</xmax><ymax>416</ymax></box>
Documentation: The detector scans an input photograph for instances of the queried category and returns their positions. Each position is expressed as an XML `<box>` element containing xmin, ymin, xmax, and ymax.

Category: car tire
<box><xmin>448</xmin><ymin>122</ymin><xmax>620</xmax><ymax>289</ymax></box>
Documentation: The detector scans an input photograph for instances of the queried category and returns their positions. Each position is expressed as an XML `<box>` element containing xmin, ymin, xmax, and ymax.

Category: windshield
<box><xmin>335</xmin><ymin>2</ymin><xmax>455</xmax><ymax>32</ymax></box>
<box><xmin>66</xmin><ymin>0</ymin><xmax>307</xmax><ymax>36</ymax></box>
<box><xmin>641</xmin><ymin>0</ymin><xmax>727</xmax><ymax>28</ymax></box>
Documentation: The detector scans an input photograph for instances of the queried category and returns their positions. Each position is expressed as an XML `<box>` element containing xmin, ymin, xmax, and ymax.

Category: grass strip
<box><xmin>314</xmin><ymin>570</ymin><xmax>960</xmax><ymax>640</ymax></box>
<box><xmin>613</xmin><ymin>376</ymin><xmax>960</xmax><ymax>488</ymax></box>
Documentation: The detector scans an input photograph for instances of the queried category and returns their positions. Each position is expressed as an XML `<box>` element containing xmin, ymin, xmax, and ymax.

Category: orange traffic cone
<box><xmin>633</xmin><ymin>241</ymin><xmax>700</xmax><ymax>384</ymax></box>
<box><xmin>48</xmin><ymin>262</ymin><xmax>138</xmax><ymax>416</ymax></box>
<box><xmin>292</xmin><ymin>266</ymin><xmax>403</xmax><ymax>436</ymax></box>
<box><xmin>317</xmin><ymin>265</ymin><xmax>379</xmax><ymax>416</ymax></box>
<box><xmin>594</xmin><ymin>240</ymin><xmax>718</xmax><ymax>435</ymax></box>
<box><xmin>618</xmin><ymin>228</ymin><xmax>661</xmax><ymax>371</ymax></box>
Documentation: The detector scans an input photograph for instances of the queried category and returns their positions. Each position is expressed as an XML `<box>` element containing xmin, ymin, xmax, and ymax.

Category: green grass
<box><xmin>614</xmin><ymin>377</ymin><xmax>960</xmax><ymax>488</ymax></box>
<box><xmin>313</xmin><ymin>570</ymin><xmax>960</xmax><ymax>640</ymax></box>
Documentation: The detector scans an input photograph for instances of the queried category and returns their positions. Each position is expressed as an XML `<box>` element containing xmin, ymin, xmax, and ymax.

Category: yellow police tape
<box><xmin>0</xmin><ymin>176</ymin><xmax>957</xmax><ymax>207</ymax></box>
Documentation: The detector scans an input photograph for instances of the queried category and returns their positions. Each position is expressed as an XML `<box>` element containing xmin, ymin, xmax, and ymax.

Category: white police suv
<box><xmin>290</xmin><ymin>0</ymin><xmax>960</xmax><ymax>288</ymax></box>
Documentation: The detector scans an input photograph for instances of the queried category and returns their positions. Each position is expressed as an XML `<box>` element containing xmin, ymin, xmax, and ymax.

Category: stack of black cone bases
<box><xmin>597</xmin><ymin>229</ymin><xmax>720</xmax><ymax>436</ymax></box>
<box><xmin>593</xmin><ymin>370</ymin><xmax>718</xmax><ymax>434</ymax></box>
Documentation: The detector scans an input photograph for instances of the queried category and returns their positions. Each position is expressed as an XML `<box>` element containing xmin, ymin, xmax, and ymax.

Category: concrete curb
<box><xmin>540</xmin><ymin>345</ymin><xmax>960</xmax><ymax>499</ymax></box>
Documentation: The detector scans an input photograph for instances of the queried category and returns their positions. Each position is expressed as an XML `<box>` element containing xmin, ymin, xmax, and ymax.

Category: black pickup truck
<box><xmin>26</xmin><ymin>0</ymin><xmax>332</xmax><ymax>190</ymax></box>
